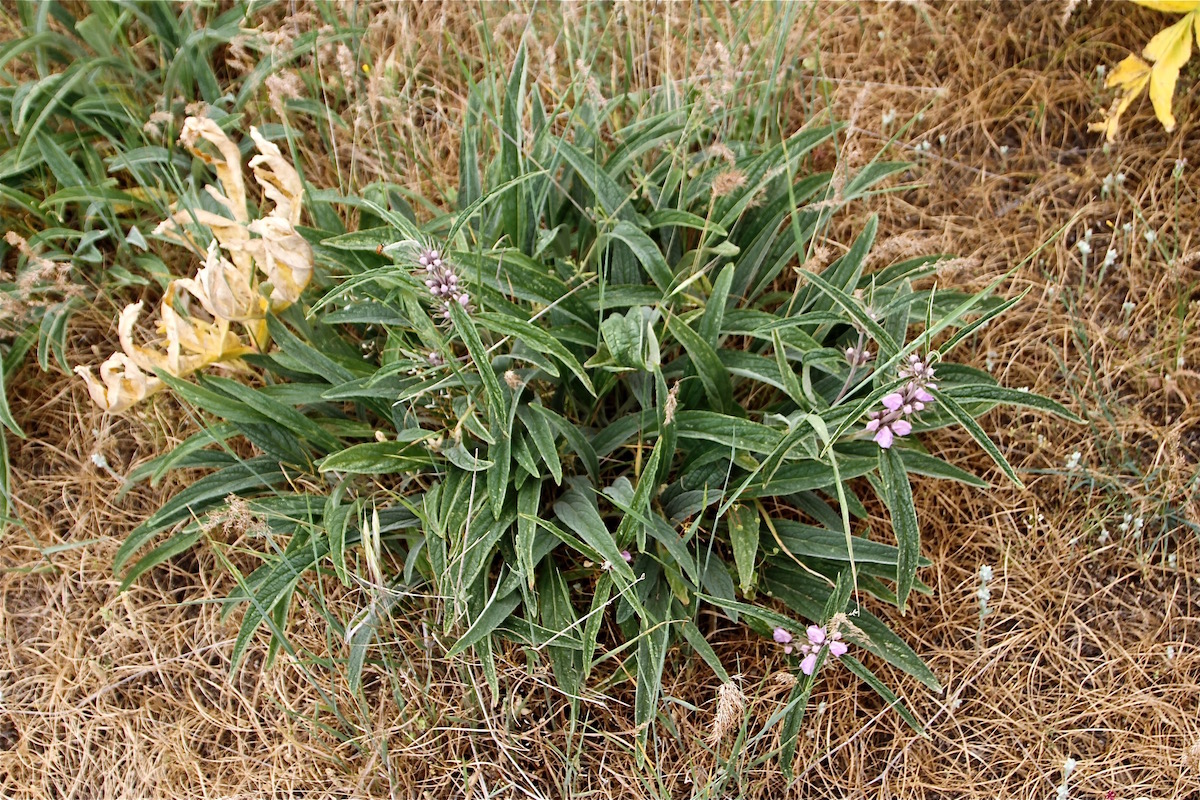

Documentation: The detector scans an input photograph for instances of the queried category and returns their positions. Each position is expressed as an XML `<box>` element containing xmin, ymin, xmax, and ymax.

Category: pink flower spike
<box><xmin>799</xmin><ymin>653</ymin><xmax>818</xmax><ymax>676</ymax></box>
<box><xmin>806</xmin><ymin>625</ymin><xmax>826</xmax><ymax>646</ymax></box>
<box><xmin>783</xmin><ymin>645</ymin><xmax>793</xmax><ymax>655</ymax></box>
<box><xmin>773</xmin><ymin>627</ymin><xmax>793</xmax><ymax>645</ymax></box>
<box><xmin>892</xmin><ymin>419</ymin><xmax>913</xmax><ymax>437</ymax></box>
<box><xmin>621</xmin><ymin>550</ymin><xmax>633</xmax><ymax>563</ymax></box>
<box><xmin>874</xmin><ymin>426</ymin><xmax>895</xmax><ymax>448</ymax></box>
<box><xmin>829</xmin><ymin>640</ymin><xmax>848</xmax><ymax>657</ymax></box>
<box><xmin>882</xmin><ymin>392</ymin><xmax>905</xmax><ymax>411</ymax></box>
<box><xmin>865</xmin><ymin>417</ymin><xmax>881</xmax><ymax>432</ymax></box>
<box><xmin>914</xmin><ymin>387</ymin><xmax>935</xmax><ymax>403</ymax></box>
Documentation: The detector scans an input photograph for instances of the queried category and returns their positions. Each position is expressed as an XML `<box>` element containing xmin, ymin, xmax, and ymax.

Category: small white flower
<box><xmin>1096</xmin><ymin>64</ymin><xmax>1107</xmax><ymax>79</ymax></box>
<box><xmin>938</xmin><ymin>134</ymin><xmax>948</xmax><ymax>146</ymax></box>
<box><xmin>1121</xmin><ymin>222</ymin><xmax>1133</xmax><ymax>235</ymax></box>
<box><xmin>1102</xmin><ymin>249</ymin><xmax>1118</xmax><ymax>268</ymax></box>
<box><xmin>1122</xmin><ymin>300</ymin><xmax>1136</xmax><ymax>316</ymax></box>
<box><xmin>1076</xmin><ymin>240</ymin><xmax>1092</xmax><ymax>256</ymax></box>
<box><xmin>882</xmin><ymin>108</ymin><xmax>896</xmax><ymax>127</ymax></box>
<box><xmin>1065</xmin><ymin>451</ymin><xmax>1082</xmax><ymax>470</ymax></box>
<box><xmin>1145</xmin><ymin>229</ymin><xmax>1157</xmax><ymax>244</ymax></box>
<box><xmin>1097</xmin><ymin>527</ymin><xmax>1109</xmax><ymax>544</ymax></box>
<box><xmin>1166</xmin><ymin>645</ymin><xmax>1176</xmax><ymax>661</ymax></box>
<box><xmin>1174</xmin><ymin>158</ymin><xmax>1188</xmax><ymax>179</ymax></box>
<box><xmin>998</xmin><ymin>145</ymin><xmax>1009</xmax><ymax>156</ymax></box>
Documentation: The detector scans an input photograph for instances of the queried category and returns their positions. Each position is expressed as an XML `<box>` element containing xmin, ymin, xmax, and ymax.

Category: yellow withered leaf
<box><xmin>1142</xmin><ymin>12</ymin><xmax>1195</xmax><ymax>131</ymax></box>
<box><xmin>76</xmin><ymin>116</ymin><xmax>313</xmax><ymax>413</ymax></box>
<box><xmin>1089</xmin><ymin>55</ymin><xmax>1153</xmax><ymax>142</ymax></box>
<box><xmin>1131</xmin><ymin>0</ymin><xmax>1200</xmax><ymax>12</ymax></box>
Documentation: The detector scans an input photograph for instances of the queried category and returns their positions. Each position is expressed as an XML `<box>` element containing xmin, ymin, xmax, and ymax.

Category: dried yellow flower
<box><xmin>176</xmin><ymin>241</ymin><xmax>269</xmax><ymax>323</ymax></box>
<box><xmin>76</xmin><ymin>116</ymin><xmax>309</xmax><ymax>413</ymax></box>
<box><xmin>117</xmin><ymin>284</ymin><xmax>248</xmax><ymax>378</ymax></box>
<box><xmin>73</xmin><ymin>353</ymin><xmax>163</xmax><ymax>414</ymax></box>
<box><xmin>1091</xmin><ymin>1</ymin><xmax>1199</xmax><ymax>139</ymax></box>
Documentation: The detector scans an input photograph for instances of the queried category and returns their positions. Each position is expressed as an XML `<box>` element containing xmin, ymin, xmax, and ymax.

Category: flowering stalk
<box><xmin>976</xmin><ymin>564</ymin><xmax>994</xmax><ymax>649</ymax></box>
<box><xmin>418</xmin><ymin>248</ymin><xmax>471</xmax><ymax>320</ymax></box>
<box><xmin>864</xmin><ymin>352</ymin><xmax>938</xmax><ymax>448</ymax></box>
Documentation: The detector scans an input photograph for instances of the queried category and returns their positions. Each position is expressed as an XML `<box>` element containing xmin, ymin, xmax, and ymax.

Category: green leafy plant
<box><xmin>112</xmin><ymin>48</ymin><xmax>1079</xmax><ymax>772</ymax></box>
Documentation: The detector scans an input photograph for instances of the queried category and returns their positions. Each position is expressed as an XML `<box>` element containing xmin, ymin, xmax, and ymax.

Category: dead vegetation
<box><xmin>2</xmin><ymin>2</ymin><xmax>1199</xmax><ymax>797</ymax></box>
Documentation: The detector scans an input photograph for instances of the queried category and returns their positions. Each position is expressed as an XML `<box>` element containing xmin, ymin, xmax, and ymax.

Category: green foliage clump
<box><xmin>119</xmin><ymin>45</ymin><xmax>1078</xmax><ymax>770</ymax></box>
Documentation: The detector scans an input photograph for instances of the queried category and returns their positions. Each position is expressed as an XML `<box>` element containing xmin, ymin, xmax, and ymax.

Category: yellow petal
<box><xmin>179</xmin><ymin>117</ymin><xmax>249</xmax><ymax>224</ymax></box>
<box><xmin>74</xmin><ymin>364</ymin><xmax>115</xmax><ymax>410</ymax></box>
<box><xmin>177</xmin><ymin>241</ymin><xmax>269</xmax><ymax>322</ymax></box>
<box><xmin>243</xmin><ymin>216</ymin><xmax>314</xmax><ymax>309</ymax></box>
<box><xmin>118</xmin><ymin>301</ymin><xmax>170</xmax><ymax>374</ymax></box>
<box><xmin>1090</xmin><ymin>55</ymin><xmax>1152</xmax><ymax>141</ymax></box>
<box><xmin>1105</xmin><ymin>54</ymin><xmax>1154</xmax><ymax>89</ymax></box>
<box><xmin>1131</xmin><ymin>0</ymin><xmax>1200</xmax><ymax>13</ymax></box>
<box><xmin>1143</xmin><ymin>14</ymin><xmax>1194</xmax><ymax>130</ymax></box>
<box><xmin>74</xmin><ymin>354</ymin><xmax>162</xmax><ymax>414</ymax></box>
<box><xmin>161</xmin><ymin>282</ymin><xmax>251</xmax><ymax>370</ymax></box>
<box><xmin>248</xmin><ymin>127</ymin><xmax>305</xmax><ymax>227</ymax></box>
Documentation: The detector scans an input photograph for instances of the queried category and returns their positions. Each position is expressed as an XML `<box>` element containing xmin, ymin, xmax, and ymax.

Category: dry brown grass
<box><xmin>3</xmin><ymin>1</ymin><xmax>1200</xmax><ymax>798</ymax></box>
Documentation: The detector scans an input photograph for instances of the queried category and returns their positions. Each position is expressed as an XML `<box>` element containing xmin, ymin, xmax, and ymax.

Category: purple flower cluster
<box><xmin>773</xmin><ymin>625</ymin><xmax>849</xmax><ymax>675</ymax></box>
<box><xmin>864</xmin><ymin>353</ymin><xmax>938</xmax><ymax>449</ymax></box>
<box><xmin>418</xmin><ymin>248</ymin><xmax>471</xmax><ymax>320</ymax></box>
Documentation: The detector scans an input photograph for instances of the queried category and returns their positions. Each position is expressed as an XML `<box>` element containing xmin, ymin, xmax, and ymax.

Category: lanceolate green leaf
<box><xmin>517</xmin><ymin>405</ymin><xmax>563</xmax><ymax>484</ymax></box>
<box><xmin>445</xmin><ymin>586</ymin><xmax>522</xmax><ymax>658</ymax></box>
<box><xmin>935</xmin><ymin>390</ymin><xmax>1024</xmax><ymax>487</ymax></box>
<box><xmin>450</xmin><ymin>302</ymin><xmax>505</xmax><ymax>417</ymax></box>
<box><xmin>944</xmin><ymin>384</ymin><xmax>1081</xmax><ymax>423</ymax></box>
<box><xmin>614</xmin><ymin>436</ymin><xmax>665</xmax><ymax>550</ymax></box>
<box><xmin>317</xmin><ymin>441</ymin><xmax>434</xmax><ymax>475</ymax></box>
<box><xmin>477</xmin><ymin>311</ymin><xmax>595</xmax><ymax>395</ymax></box>
<box><xmin>606</xmin><ymin>219</ymin><xmax>674</xmax><ymax>292</ymax></box>
<box><xmin>553</xmin><ymin>489</ymin><xmax>636</xmax><ymax>584</ymax></box>
<box><xmin>842</xmin><ymin>656</ymin><xmax>927</xmax><ymax>736</ymax></box>
<box><xmin>665</xmin><ymin>313</ymin><xmax>733</xmax><ymax>412</ymax></box>
<box><xmin>727</xmin><ymin>502</ymin><xmax>760</xmax><ymax>593</ymax></box>
<box><xmin>877</xmin><ymin>446</ymin><xmax>920</xmax><ymax>612</ymax></box>
<box><xmin>516</xmin><ymin>479</ymin><xmax>541</xmax><ymax>590</ymax></box>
